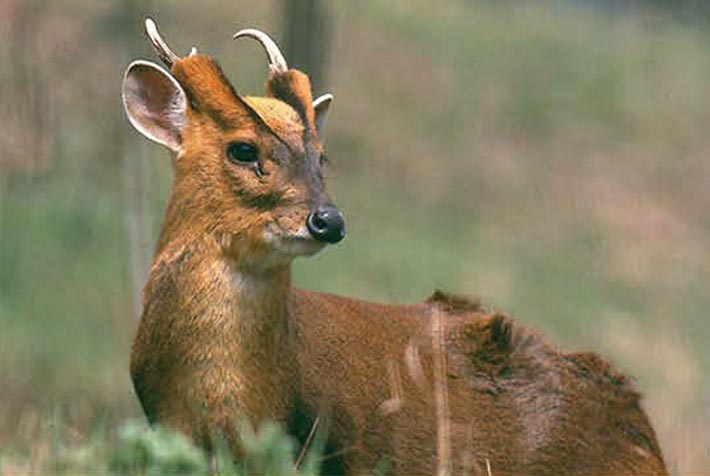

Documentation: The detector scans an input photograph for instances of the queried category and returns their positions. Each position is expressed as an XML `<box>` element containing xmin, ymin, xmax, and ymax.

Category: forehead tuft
<box><xmin>170</xmin><ymin>55</ymin><xmax>246</xmax><ymax>124</ymax></box>
<box><xmin>267</xmin><ymin>69</ymin><xmax>316</xmax><ymax>133</ymax></box>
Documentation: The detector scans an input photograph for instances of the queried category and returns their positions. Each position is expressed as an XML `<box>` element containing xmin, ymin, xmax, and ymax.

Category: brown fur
<box><xmin>128</xmin><ymin>50</ymin><xmax>668</xmax><ymax>475</ymax></box>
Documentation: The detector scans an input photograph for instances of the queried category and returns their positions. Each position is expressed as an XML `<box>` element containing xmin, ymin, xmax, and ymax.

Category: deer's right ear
<box><xmin>122</xmin><ymin>60</ymin><xmax>187</xmax><ymax>152</ymax></box>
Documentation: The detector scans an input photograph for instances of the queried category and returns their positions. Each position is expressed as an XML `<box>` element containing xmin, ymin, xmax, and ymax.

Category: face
<box><xmin>122</xmin><ymin>56</ymin><xmax>344</xmax><ymax>269</ymax></box>
<box><xmin>179</xmin><ymin>96</ymin><xmax>342</xmax><ymax>265</ymax></box>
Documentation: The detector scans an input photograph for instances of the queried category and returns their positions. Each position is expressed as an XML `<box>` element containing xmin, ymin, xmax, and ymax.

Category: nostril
<box><xmin>311</xmin><ymin>214</ymin><xmax>328</xmax><ymax>232</ymax></box>
<box><xmin>307</xmin><ymin>206</ymin><xmax>346</xmax><ymax>244</ymax></box>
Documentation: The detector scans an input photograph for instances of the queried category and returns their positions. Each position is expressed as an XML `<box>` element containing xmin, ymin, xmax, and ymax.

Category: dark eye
<box><xmin>226</xmin><ymin>142</ymin><xmax>259</xmax><ymax>164</ymax></box>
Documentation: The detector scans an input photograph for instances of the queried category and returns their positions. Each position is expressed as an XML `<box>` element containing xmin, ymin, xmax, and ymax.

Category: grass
<box><xmin>1</xmin><ymin>418</ymin><xmax>323</xmax><ymax>476</ymax></box>
<box><xmin>2</xmin><ymin>0</ymin><xmax>709</xmax><ymax>473</ymax></box>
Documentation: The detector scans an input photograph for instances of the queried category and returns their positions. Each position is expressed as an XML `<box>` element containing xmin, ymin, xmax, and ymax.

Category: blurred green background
<box><xmin>1</xmin><ymin>0</ymin><xmax>708</xmax><ymax>474</ymax></box>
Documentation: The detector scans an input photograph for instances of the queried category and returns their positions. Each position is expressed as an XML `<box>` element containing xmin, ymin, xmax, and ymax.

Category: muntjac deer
<box><xmin>122</xmin><ymin>19</ymin><xmax>668</xmax><ymax>476</ymax></box>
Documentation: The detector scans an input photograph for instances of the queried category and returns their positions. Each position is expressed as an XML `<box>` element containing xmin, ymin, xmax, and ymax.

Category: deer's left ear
<box><xmin>313</xmin><ymin>93</ymin><xmax>333</xmax><ymax>138</ymax></box>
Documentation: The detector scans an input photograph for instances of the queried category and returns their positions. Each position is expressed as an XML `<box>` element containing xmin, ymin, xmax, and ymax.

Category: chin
<box><xmin>262</xmin><ymin>227</ymin><xmax>326</xmax><ymax>259</ymax></box>
<box><xmin>276</xmin><ymin>236</ymin><xmax>325</xmax><ymax>257</ymax></box>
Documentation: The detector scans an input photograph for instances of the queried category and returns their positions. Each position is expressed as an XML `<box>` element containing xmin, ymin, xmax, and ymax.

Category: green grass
<box><xmin>0</xmin><ymin>418</ymin><xmax>323</xmax><ymax>476</ymax></box>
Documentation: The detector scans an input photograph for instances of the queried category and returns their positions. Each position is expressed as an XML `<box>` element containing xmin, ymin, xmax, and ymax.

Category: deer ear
<box><xmin>122</xmin><ymin>60</ymin><xmax>187</xmax><ymax>152</ymax></box>
<box><xmin>313</xmin><ymin>93</ymin><xmax>333</xmax><ymax>138</ymax></box>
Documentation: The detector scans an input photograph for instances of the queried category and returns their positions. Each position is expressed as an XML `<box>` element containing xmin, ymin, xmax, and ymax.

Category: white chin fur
<box><xmin>278</xmin><ymin>238</ymin><xmax>324</xmax><ymax>256</ymax></box>
<box><xmin>263</xmin><ymin>227</ymin><xmax>325</xmax><ymax>257</ymax></box>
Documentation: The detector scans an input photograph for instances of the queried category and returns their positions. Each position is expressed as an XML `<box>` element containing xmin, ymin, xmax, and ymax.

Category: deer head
<box><xmin>121</xmin><ymin>19</ymin><xmax>343</xmax><ymax>271</ymax></box>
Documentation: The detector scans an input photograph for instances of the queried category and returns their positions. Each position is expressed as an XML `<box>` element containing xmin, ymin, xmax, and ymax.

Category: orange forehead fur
<box><xmin>243</xmin><ymin>96</ymin><xmax>304</xmax><ymax>139</ymax></box>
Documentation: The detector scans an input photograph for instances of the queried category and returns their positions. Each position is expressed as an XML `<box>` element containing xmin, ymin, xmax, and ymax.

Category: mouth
<box><xmin>264</xmin><ymin>225</ymin><xmax>326</xmax><ymax>256</ymax></box>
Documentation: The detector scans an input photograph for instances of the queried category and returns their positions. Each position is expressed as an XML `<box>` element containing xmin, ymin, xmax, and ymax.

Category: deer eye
<box><xmin>226</xmin><ymin>142</ymin><xmax>259</xmax><ymax>164</ymax></box>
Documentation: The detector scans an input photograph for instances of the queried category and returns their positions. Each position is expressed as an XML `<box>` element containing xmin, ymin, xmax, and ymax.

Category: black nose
<box><xmin>306</xmin><ymin>205</ymin><xmax>345</xmax><ymax>244</ymax></box>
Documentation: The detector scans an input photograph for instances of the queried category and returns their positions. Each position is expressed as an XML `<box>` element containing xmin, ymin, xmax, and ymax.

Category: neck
<box><xmin>156</xmin><ymin>232</ymin><xmax>295</xmax><ymax>356</ymax></box>
<box><xmin>168</xmin><ymin>233</ymin><xmax>289</xmax><ymax>315</ymax></box>
<box><xmin>152</xmin><ymin>234</ymin><xmax>297</xmax><ymax>419</ymax></box>
<box><xmin>230</xmin><ymin>262</ymin><xmax>292</xmax><ymax>341</ymax></box>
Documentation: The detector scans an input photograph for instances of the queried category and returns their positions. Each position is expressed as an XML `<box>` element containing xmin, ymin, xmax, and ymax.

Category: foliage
<box><xmin>2</xmin><ymin>419</ymin><xmax>321</xmax><ymax>476</ymax></box>
<box><xmin>108</xmin><ymin>421</ymin><xmax>209</xmax><ymax>475</ymax></box>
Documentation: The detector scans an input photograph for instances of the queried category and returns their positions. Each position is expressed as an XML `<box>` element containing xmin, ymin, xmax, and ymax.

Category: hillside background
<box><xmin>1</xmin><ymin>0</ymin><xmax>708</xmax><ymax>474</ymax></box>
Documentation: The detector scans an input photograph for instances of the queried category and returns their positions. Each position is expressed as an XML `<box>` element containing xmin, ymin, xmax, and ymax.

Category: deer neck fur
<box><xmin>162</xmin><ymin>233</ymin><xmax>294</xmax><ymax>361</ymax></box>
<box><xmin>139</xmin><ymin>221</ymin><xmax>299</xmax><ymax>431</ymax></box>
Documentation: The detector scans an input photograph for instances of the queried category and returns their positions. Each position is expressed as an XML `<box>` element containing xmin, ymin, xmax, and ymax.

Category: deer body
<box><xmin>123</xmin><ymin>20</ymin><xmax>668</xmax><ymax>475</ymax></box>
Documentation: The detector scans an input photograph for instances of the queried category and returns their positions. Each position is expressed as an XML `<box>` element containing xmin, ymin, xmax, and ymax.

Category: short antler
<box><xmin>145</xmin><ymin>18</ymin><xmax>180</xmax><ymax>67</ymax></box>
<box><xmin>233</xmin><ymin>28</ymin><xmax>288</xmax><ymax>74</ymax></box>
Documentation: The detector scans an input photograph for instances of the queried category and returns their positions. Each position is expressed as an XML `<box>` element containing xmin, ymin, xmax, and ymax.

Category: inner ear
<box><xmin>122</xmin><ymin>60</ymin><xmax>187</xmax><ymax>152</ymax></box>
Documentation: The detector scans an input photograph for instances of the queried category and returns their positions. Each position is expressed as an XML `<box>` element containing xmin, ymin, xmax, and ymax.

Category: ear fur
<box><xmin>313</xmin><ymin>93</ymin><xmax>333</xmax><ymax>138</ymax></box>
<box><xmin>122</xmin><ymin>60</ymin><xmax>187</xmax><ymax>152</ymax></box>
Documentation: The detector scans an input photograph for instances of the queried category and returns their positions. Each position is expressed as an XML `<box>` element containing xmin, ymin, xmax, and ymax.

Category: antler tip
<box><xmin>144</xmin><ymin>17</ymin><xmax>157</xmax><ymax>35</ymax></box>
<box><xmin>232</xmin><ymin>28</ymin><xmax>288</xmax><ymax>73</ymax></box>
<box><xmin>143</xmin><ymin>16</ymin><xmax>179</xmax><ymax>68</ymax></box>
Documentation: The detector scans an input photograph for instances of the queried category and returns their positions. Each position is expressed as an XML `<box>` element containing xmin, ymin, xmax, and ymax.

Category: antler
<box><xmin>232</xmin><ymin>29</ymin><xmax>288</xmax><ymax>74</ymax></box>
<box><xmin>145</xmin><ymin>18</ymin><xmax>180</xmax><ymax>67</ymax></box>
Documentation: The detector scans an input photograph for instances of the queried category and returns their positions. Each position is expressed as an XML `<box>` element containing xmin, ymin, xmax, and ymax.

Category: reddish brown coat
<box><xmin>124</xmin><ymin>27</ymin><xmax>668</xmax><ymax>476</ymax></box>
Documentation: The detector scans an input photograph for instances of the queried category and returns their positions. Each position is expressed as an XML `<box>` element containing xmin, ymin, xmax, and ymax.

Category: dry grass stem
<box><xmin>379</xmin><ymin>360</ymin><xmax>404</xmax><ymax>415</ymax></box>
<box><xmin>432</xmin><ymin>307</ymin><xmax>452</xmax><ymax>476</ymax></box>
<box><xmin>295</xmin><ymin>415</ymin><xmax>319</xmax><ymax>469</ymax></box>
<box><xmin>404</xmin><ymin>340</ymin><xmax>428</xmax><ymax>392</ymax></box>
